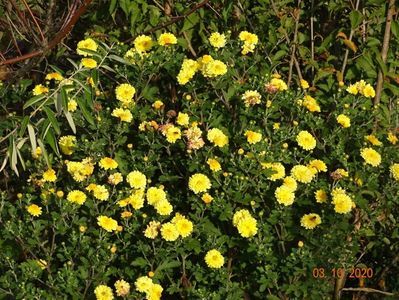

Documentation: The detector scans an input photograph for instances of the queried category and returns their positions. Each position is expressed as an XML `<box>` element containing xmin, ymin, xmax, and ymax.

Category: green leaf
<box><xmin>131</xmin><ymin>257</ymin><xmax>148</xmax><ymax>267</ymax></box>
<box><xmin>19</xmin><ymin>116</ymin><xmax>29</xmax><ymax>137</ymax></box>
<box><xmin>37</xmin><ymin>138</ymin><xmax>50</xmax><ymax>167</ymax></box>
<box><xmin>64</xmin><ymin>110</ymin><xmax>76</xmax><ymax>134</ymax></box>
<box><xmin>108</xmin><ymin>54</ymin><xmax>131</xmax><ymax>65</ymax></box>
<box><xmin>272</xmin><ymin>49</ymin><xmax>287</xmax><ymax>63</ymax></box>
<box><xmin>109</xmin><ymin>0</ymin><xmax>117</xmax><ymax>14</ymax></box>
<box><xmin>181</xmin><ymin>12</ymin><xmax>200</xmax><ymax>32</ymax></box>
<box><xmin>349</xmin><ymin>10</ymin><xmax>363</xmax><ymax>29</ymax></box>
<box><xmin>43</xmin><ymin>107</ymin><xmax>61</xmax><ymax>135</ymax></box>
<box><xmin>155</xmin><ymin>260</ymin><xmax>181</xmax><ymax>272</ymax></box>
<box><xmin>391</xmin><ymin>20</ymin><xmax>399</xmax><ymax>38</ymax></box>
<box><xmin>75</xmin><ymin>98</ymin><xmax>95</xmax><ymax>126</ymax></box>
<box><xmin>27</xmin><ymin>124</ymin><xmax>37</xmax><ymax>150</ymax></box>
<box><xmin>44</xmin><ymin>127</ymin><xmax>60</xmax><ymax>156</ymax></box>
<box><xmin>23</xmin><ymin>95</ymin><xmax>46</xmax><ymax>109</ymax></box>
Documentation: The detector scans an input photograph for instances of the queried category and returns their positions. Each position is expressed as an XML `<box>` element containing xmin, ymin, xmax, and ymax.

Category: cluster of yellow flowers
<box><xmin>66</xmin><ymin>157</ymin><xmax>95</xmax><ymax>182</ymax></box>
<box><xmin>59</xmin><ymin>135</ymin><xmax>77</xmax><ymax>155</ymax></box>
<box><xmin>302</xmin><ymin>95</ymin><xmax>321</xmax><ymax>112</ymax></box>
<box><xmin>209</xmin><ymin>32</ymin><xmax>226</xmax><ymax>48</ymax></box>
<box><xmin>177</xmin><ymin>54</ymin><xmax>227</xmax><ymax>85</ymax></box>
<box><xmin>232</xmin><ymin>209</ymin><xmax>258</xmax><ymax>238</ymax></box>
<box><xmin>346</xmin><ymin>80</ymin><xmax>376</xmax><ymax>97</ymax></box>
<box><xmin>94</xmin><ymin>279</ymin><xmax>130</xmax><ymax>300</ymax></box>
<box><xmin>207</xmin><ymin>128</ymin><xmax>229</xmax><ymax>147</ymax></box>
<box><xmin>86</xmin><ymin>183</ymin><xmax>109</xmax><ymax>201</ymax></box>
<box><xmin>135</xmin><ymin>276</ymin><xmax>163</xmax><ymax>300</ymax></box>
<box><xmin>239</xmin><ymin>31</ymin><xmax>258</xmax><ymax>55</ymax></box>
<box><xmin>158</xmin><ymin>213</ymin><xmax>194</xmax><ymax>241</ymax></box>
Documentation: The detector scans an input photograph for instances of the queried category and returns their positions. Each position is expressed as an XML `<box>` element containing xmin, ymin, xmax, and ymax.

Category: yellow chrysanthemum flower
<box><xmin>336</xmin><ymin>114</ymin><xmax>351</xmax><ymax>128</ymax></box>
<box><xmin>77</xmin><ymin>38</ymin><xmax>97</xmax><ymax>56</ymax></box>
<box><xmin>111</xmin><ymin>108</ymin><xmax>133</xmax><ymax>122</ymax></box>
<box><xmin>114</xmin><ymin>279</ymin><xmax>130</xmax><ymax>297</ymax></box>
<box><xmin>360</xmin><ymin>148</ymin><xmax>381</xmax><ymax>167</ymax></box>
<box><xmin>42</xmin><ymin>169</ymin><xmax>57</xmax><ymax>182</ymax></box>
<box><xmin>308</xmin><ymin>159</ymin><xmax>327</xmax><ymax>173</ymax></box>
<box><xmin>67</xmin><ymin>190</ymin><xmax>87</xmax><ymax>205</ymax></box>
<box><xmin>346</xmin><ymin>84</ymin><xmax>358</xmax><ymax>95</ymax></box>
<box><xmin>175</xmin><ymin>218</ymin><xmax>194</xmax><ymax>238</ymax></box>
<box><xmin>236</xmin><ymin>216</ymin><xmax>257</xmax><ymax>238</ymax></box>
<box><xmin>188</xmin><ymin>173</ymin><xmax>211</xmax><ymax>194</ymax></box>
<box><xmin>365</xmin><ymin>134</ymin><xmax>382</xmax><ymax>146</ymax></box>
<box><xmin>207</xmin><ymin>158</ymin><xmax>221</xmax><ymax>172</ymax></box>
<box><xmin>99</xmin><ymin>157</ymin><xmax>118</xmax><ymax>170</ymax></box>
<box><xmin>97</xmin><ymin>215</ymin><xmax>118</xmax><ymax>232</ymax></box>
<box><xmin>126</xmin><ymin>171</ymin><xmax>147</xmax><ymax>189</ymax></box>
<box><xmin>261</xmin><ymin>162</ymin><xmax>286</xmax><ymax>181</ymax></box>
<box><xmin>94</xmin><ymin>285</ymin><xmax>114</xmax><ymax>300</ymax></box>
<box><xmin>165</xmin><ymin>126</ymin><xmax>181</xmax><ymax>143</ymax></box>
<box><xmin>387</xmin><ymin>131</ymin><xmax>398</xmax><ymax>144</ymax></box>
<box><xmin>160</xmin><ymin>222</ymin><xmax>179</xmax><ymax>241</ymax></box>
<box><xmin>332</xmin><ymin>192</ymin><xmax>353</xmax><ymax>214</ymax></box>
<box><xmin>147</xmin><ymin>283</ymin><xmax>163</xmax><ymax>300</ymax></box>
<box><xmin>176</xmin><ymin>112</ymin><xmax>189</xmax><ymax>126</ymax></box>
<box><xmin>245</xmin><ymin>130</ymin><xmax>262</xmax><ymax>144</ymax></box>
<box><xmin>315</xmin><ymin>189</ymin><xmax>328</xmax><ymax>203</ymax></box>
<box><xmin>135</xmin><ymin>276</ymin><xmax>153</xmax><ymax>293</ymax></box>
<box><xmin>144</xmin><ymin>221</ymin><xmax>161</xmax><ymax>239</ymax></box>
<box><xmin>115</xmin><ymin>83</ymin><xmax>136</xmax><ymax>106</ymax></box>
<box><xmin>32</xmin><ymin>84</ymin><xmax>49</xmax><ymax>96</ymax></box>
<box><xmin>202</xmin><ymin>60</ymin><xmax>228</xmax><ymax>77</ymax></box>
<box><xmin>92</xmin><ymin>185</ymin><xmax>109</xmax><ymax>201</ymax></box>
<box><xmin>300</xmin><ymin>213</ymin><xmax>321</xmax><ymax>229</ymax></box>
<box><xmin>362</xmin><ymin>84</ymin><xmax>375</xmax><ymax>98</ymax></box>
<box><xmin>154</xmin><ymin>199</ymin><xmax>173</xmax><ymax>216</ymax></box>
<box><xmin>67</xmin><ymin>99</ymin><xmax>78</xmax><ymax>112</ymax></box>
<box><xmin>303</xmin><ymin>95</ymin><xmax>320</xmax><ymax>112</ymax></box>
<box><xmin>282</xmin><ymin>176</ymin><xmax>297</xmax><ymax>191</ymax></box>
<box><xmin>81</xmin><ymin>58</ymin><xmax>97</xmax><ymax>69</ymax></box>
<box><xmin>300</xmin><ymin>79</ymin><xmax>309</xmax><ymax>89</ymax></box>
<box><xmin>209</xmin><ymin>32</ymin><xmax>226</xmax><ymax>48</ymax></box>
<box><xmin>134</xmin><ymin>35</ymin><xmax>153</xmax><ymax>53</ymax></box>
<box><xmin>204</xmin><ymin>249</ymin><xmax>224</xmax><ymax>268</ymax></box>
<box><xmin>275</xmin><ymin>185</ymin><xmax>295</xmax><ymax>206</ymax></box>
<box><xmin>146</xmin><ymin>187</ymin><xmax>167</xmax><ymax>205</ymax></box>
<box><xmin>177</xmin><ymin>59</ymin><xmax>199</xmax><ymax>85</ymax></box>
<box><xmin>45</xmin><ymin>72</ymin><xmax>63</xmax><ymax>81</ymax></box>
<box><xmin>207</xmin><ymin>128</ymin><xmax>228</xmax><ymax>147</ymax></box>
<box><xmin>59</xmin><ymin>135</ymin><xmax>77</xmax><ymax>155</ymax></box>
<box><xmin>202</xmin><ymin>193</ymin><xmax>213</xmax><ymax>204</ymax></box>
<box><xmin>291</xmin><ymin>165</ymin><xmax>315</xmax><ymax>183</ymax></box>
<box><xmin>27</xmin><ymin>204</ymin><xmax>42</xmax><ymax>217</ymax></box>
<box><xmin>269</xmin><ymin>78</ymin><xmax>288</xmax><ymax>91</ymax></box>
<box><xmin>296</xmin><ymin>130</ymin><xmax>316</xmax><ymax>151</ymax></box>
<box><xmin>390</xmin><ymin>163</ymin><xmax>399</xmax><ymax>181</ymax></box>
<box><xmin>108</xmin><ymin>172</ymin><xmax>123</xmax><ymax>185</ymax></box>
<box><xmin>158</xmin><ymin>32</ymin><xmax>177</xmax><ymax>46</ymax></box>
<box><xmin>241</xmin><ymin>90</ymin><xmax>261</xmax><ymax>107</ymax></box>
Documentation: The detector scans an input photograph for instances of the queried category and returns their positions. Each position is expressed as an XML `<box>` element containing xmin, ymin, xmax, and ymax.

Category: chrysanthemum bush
<box><xmin>1</xmin><ymin>30</ymin><xmax>399</xmax><ymax>299</ymax></box>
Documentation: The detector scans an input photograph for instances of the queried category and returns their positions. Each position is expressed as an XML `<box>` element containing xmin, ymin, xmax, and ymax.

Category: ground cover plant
<box><xmin>0</xmin><ymin>1</ymin><xmax>398</xmax><ymax>299</ymax></box>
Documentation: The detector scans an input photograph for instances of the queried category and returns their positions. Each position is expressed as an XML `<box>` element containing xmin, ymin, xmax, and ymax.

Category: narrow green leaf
<box><xmin>0</xmin><ymin>153</ymin><xmax>8</xmax><ymax>172</ymax></box>
<box><xmin>27</xmin><ymin>124</ymin><xmax>37</xmax><ymax>150</ymax></box>
<box><xmin>76</xmin><ymin>98</ymin><xmax>95</xmax><ymax>126</ymax></box>
<box><xmin>19</xmin><ymin>116</ymin><xmax>29</xmax><ymax>137</ymax></box>
<box><xmin>349</xmin><ymin>10</ymin><xmax>363</xmax><ymax>29</ymax></box>
<box><xmin>17</xmin><ymin>148</ymin><xmax>26</xmax><ymax>170</ymax></box>
<box><xmin>64</xmin><ymin>110</ymin><xmax>76</xmax><ymax>134</ymax></box>
<box><xmin>67</xmin><ymin>58</ymin><xmax>79</xmax><ymax>70</ymax></box>
<box><xmin>108</xmin><ymin>54</ymin><xmax>131</xmax><ymax>65</ymax></box>
<box><xmin>23</xmin><ymin>95</ymin><xmax>46</xmax><ymax>109</ymax></box>
<box><xmin>44</xmin><ymin>107</ymin><xmax>61</xmax><ymax>135</ymax></box>
<box><xmin>37</xmin><ymin>138</ymin><xmax>50</xmax><ymax>167</ymax></box>
<box><xmin>109</xmin><ymin>0</ymin><xmax>117</xmax><ymax>14</ymax></box>
<box><xmin>45</xmin><ymin>127</ymin><xmax>60</xmax><ymax>156</ymax></box>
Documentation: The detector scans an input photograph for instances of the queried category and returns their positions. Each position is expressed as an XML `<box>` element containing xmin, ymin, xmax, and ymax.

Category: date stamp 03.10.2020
<box><xmin>312</xmin><ymin>267</ymin><xmax>374</xmax><ymax>279</ymax></box>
